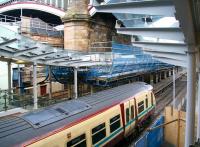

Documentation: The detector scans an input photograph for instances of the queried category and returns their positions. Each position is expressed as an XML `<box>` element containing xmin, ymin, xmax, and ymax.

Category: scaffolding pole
<box><xmin>33</xmin><ymin>62</ymin><xmax>38</xmax><ymax>109</ymax></box>
<box><xmin>185</xmin><ymin>50</ymin><xmax>196</xmax><ymax>147</ymax></box>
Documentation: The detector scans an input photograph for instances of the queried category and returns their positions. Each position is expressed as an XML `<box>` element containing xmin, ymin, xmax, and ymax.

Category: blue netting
<box><xmin>135</xmin><ymin>115</ymin><xmax>164</xmax><ymax>147</ymax></box>
<box><xmin>46</xmin><ymin>43</ymin><xmax>172</xmax><ymax>85</ymax></box>
<box><xmin>85</xmin><ymin>43</ymin><xmax>172</xmax><ymax>83</ymax></box>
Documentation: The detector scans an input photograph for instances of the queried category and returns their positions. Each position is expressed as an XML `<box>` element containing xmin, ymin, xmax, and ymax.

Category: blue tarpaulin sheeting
<box><xmin>135</xmin><ymin>115</ymin><xmax>164</xmax><ymax>147</ymax></box>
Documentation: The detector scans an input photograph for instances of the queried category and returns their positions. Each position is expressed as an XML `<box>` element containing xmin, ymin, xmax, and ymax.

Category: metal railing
<box><xmin>0</xmin><ymin>0</ymin><xmax>68</xmax><ymax>11</ymax></box>
<box><xmin>0</xmin><ymin>14</ymin><xmax>64</xmax><ymax>37</ymax></box>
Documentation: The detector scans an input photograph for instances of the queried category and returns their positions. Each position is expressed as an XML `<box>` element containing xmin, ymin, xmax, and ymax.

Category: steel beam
<box><xmin>94</xmin><ymin>0</ymin><xmax>175</xmax><ymax>16</ymax></box>
<box><xmin>13</xmin><ymin>47</ymin><xmax>38</xmax><ymax>57</ymax></box>
<box><xmin>117</xmin><ymin>27</ymin><xmax>184</xmax><ymax>41</ymax></box>
<box><xmin>144</xmin><ymin>51</ymin><xmax>186</xmax><ymax>61</ymax></box>
<box><xmin>173</xmin><ymin>0</ymin><xmax>196</xmax><ymax>45</ymax></box>
<box><xmin>132</xmin><ymin>41</ymin><xmax>187</xmax><ymax>54</ymax></box>
<box><xmin>0</xmin><ymin>38</ymin><xmax>17</xmax><ymax>47</ymax></box>
<box><xmin>153</xmin><ymin>57</ymin><xmax>186</xmax><ymax>67</ymax></box>
<box><xmin>31</xmin><ymin>52</ymin><xmax>55</xmax><ymax>60</ymax></box>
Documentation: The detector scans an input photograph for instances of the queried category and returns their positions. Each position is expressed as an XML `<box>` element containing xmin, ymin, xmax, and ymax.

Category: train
<box><xmin>0</xmin><ymin>82</ymin><xmax>156</xmax><ymax>147</ymax></box>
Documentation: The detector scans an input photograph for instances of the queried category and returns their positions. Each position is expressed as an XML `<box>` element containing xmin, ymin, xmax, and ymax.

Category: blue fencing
<box><xmin>135</xmin><ymin>115</ymin><xmax>164</xmax><ymax>147</ymax></box>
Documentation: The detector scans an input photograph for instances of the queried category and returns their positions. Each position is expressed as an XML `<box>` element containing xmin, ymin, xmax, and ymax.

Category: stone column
<box><xmin>63</xmin><ymin>0</ymin><xmax>90</xmax><ymax>52</ymax></box>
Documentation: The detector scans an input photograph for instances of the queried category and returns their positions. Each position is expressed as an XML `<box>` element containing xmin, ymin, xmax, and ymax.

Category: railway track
<box><xmin>116</xmin><ymin>74</ymin><xmax>187</xmax><ymax>147</ymax></box>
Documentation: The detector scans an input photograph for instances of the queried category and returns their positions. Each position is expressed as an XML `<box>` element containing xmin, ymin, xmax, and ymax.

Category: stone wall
<box><xmin>63</xmin><ymin>0</ymin><xmax>131</xmax><ymax>52</ymax></box>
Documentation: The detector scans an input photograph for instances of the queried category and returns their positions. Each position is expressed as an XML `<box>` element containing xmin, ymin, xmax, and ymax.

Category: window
<box><xmin>92</xmin><ymin>123</ymin><xmax>106</xmax><ymax>145</ymax></box>
<box><xmin>131</xmin><ymin>105</ymin><xmax>134</xmax><ymax>119</ymax></box>
<box><xmin>110</xmin><ymin>114</ymin><xmax>121</xmax><ymax>133</ymax></box>
<box><xmin>126</xmin><ymin>108</ymin><xmax>129</xmax><ymax>123</ymax></box>
<box><xmin>138</xmin><ymin>101</ymin><xmax>144</xmax><ymax>114</ymax></box>
<box><xmin>67</xmin><ymin>134</ymin><xmax>86</xmax><ymax>147</ymax></box>
<box><xmin>145</xmin><ymin>98</ymin><xmax>148</xmax><ymax>108</ymax></box>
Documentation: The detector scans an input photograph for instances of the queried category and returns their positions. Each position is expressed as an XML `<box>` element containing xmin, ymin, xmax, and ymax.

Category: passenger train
<box><xmin>0</xmin><ymin>82</ymin><xmax>156</xmax><ymax>147</ymax></box>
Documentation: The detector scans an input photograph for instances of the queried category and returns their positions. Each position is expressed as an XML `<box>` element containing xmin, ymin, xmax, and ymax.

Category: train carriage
<box><xmin>0</xmin><ymin>82</ymin><xmax>156</xmax><ymax>147</ymax></box>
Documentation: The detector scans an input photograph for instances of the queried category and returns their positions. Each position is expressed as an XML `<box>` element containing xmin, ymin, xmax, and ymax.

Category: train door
<box><xmin>124</xmin><ymin>100</ymin><xmax>131</xmax><ymax>137</ymax></box>
<box><xmin>130</xmin><ymin>98</ymin><xmax>136</xmax><ymax>132</ymax></box>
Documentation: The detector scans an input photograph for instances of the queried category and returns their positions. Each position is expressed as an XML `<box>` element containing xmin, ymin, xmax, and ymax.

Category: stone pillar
<box><xmin>63</xmin><ymin>0</ymin><xmax>90</xmax><ymax>52</ymax></box>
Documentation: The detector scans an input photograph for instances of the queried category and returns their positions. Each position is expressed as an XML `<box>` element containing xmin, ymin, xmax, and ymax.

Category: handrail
<box><xmin>0</xmin><ymin>0</ymin><xmax>67</xmax><ymax>11</ymax></box>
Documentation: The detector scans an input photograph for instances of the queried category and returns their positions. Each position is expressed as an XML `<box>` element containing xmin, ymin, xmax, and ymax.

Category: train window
<box><xmin>92</xmin><ymin>123</ymin><xmax>106</xmax><ymax>145</ymax></box>
<box><xmin>138</xmin><ymin>101</ymin><xmax>144</xmax><ymax>114</ymax></box>
<box><xmin>67</xmin><ymin>134</ymin><xmax>86</xmax><ymax>147</ymax></box>
<box><xmin>110</xmin><ymin>114</ymin><xmax>121</xmax><ymax>133</ymax></box>
<box><xmin>126</xmin><ymin>108</ymin><xmax>129</xmax><ymax>123</ymax></box>
<box><xmin>145</xmin><ymin>98</ymin><xmax>148</xmax><ymax>108</ymax></box>
<box><xmin>131</xmin><ymin>105</ymin><xmax>134</xmax><ymax>119</ymax></box>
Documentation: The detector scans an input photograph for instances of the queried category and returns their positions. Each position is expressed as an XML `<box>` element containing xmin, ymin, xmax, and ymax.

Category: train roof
<box><xmin>0</xmin><ymin>82</ymin><xmax>152</xmax><ymax>147</ymax></box>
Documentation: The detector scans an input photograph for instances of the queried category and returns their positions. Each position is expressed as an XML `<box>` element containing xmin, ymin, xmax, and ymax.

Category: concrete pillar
<box><xmin>49</xmin><ymin>66</ymin><xmax>52</xmax><ymax>99</ymax></box>
<box><xmin>7</xmin><ymin>61</ymin><xmax>12</xmax><ymax>94</ymax></box>
<box><xmin>63</xmin><ymin>0</ymin><xmax>90</xmax><ymax>52</ymax></box>
<box><xmin>74</xmin><ymin>67</ymin><xmax>78</xmax><ymax>99</ymax></box>
<box><xmin>33</xmin><ymin>62</ymin><xmax>38</xmax><ymax>109</ymax></box>
<box><xmin>173</xmin><ymin>67</ymin><xmax>176</xmax><ymax>108</ymax></box>
<box><xmin>185</xmin><ymin>50</ymin><xmax>196</xmax><ymax>147</ymax></box>
<box><xmin>197</xmin><ymin>70</ymin><xmax>200</xmax><ymax>140</ymax></box>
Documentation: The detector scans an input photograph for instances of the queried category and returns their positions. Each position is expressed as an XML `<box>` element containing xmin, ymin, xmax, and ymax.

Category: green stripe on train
<box><xmin>94</xmin><ymin>105</ymin><xmax>155</xmax><ymax>147</ymax></box>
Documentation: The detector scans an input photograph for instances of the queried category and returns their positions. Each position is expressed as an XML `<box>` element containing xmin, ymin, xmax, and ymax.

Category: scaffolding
<box><xmin>85</xmin><ymin>42</ymin><xmax>172</xmax><ymax>86</ymax></box>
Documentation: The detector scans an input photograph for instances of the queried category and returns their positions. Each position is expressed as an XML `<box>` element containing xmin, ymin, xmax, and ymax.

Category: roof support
<box><xmin>7</xmin><ymin>61</ymin><xmax>12</xmax><ymax>95</ymax></box>
<box><xmin>33</xmin><ymin>62</ymin><xmax>38</xmax><ymax>110</ymax></box>
<box><xmin>94</xmin><ymin>0</ymin><xmax>175</xmax><ymax>16</ymax></box>
<box><xmin>13</xmin><ymin>47</ymin><xmax>38</xmax><ymax>57</ymax></box>
<box><xmin>0</xmin><ymin>38</ymin><xmax>17</xmax><ymax>47</ymax></box>
<box><xmin>117</xmin><ymin>27</ymin><xmax>184</xmax><ymax>41</ymax></box>
<box><xmin>132</xmin><ymin>42</ymin><xmax>187</xmax><ymax>54</ymax></box>
<box><xmin>144</xmin><ymin>51</ymin><xmax>186</xmax><ymax>61</ymax></box>
<box><xmin>185</xmin><ymin>49</ymin><xmax>197</xmax><ymax>147</ymax></box>
<box><xmin>31</xmin><ymin>52</ymin><xmax>55</xmax><ymax>61</ymax></box>
<box><xmin>153</xmin><ymin>57</ymin><xmax>186</xmax><ymax>67</ymax></box>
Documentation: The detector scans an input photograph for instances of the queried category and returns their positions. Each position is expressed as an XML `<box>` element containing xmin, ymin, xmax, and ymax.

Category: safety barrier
<box><xmin>135</xmin><ymin>115</ymin><xmax>164</xmax><ymax>147</ymax></box>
